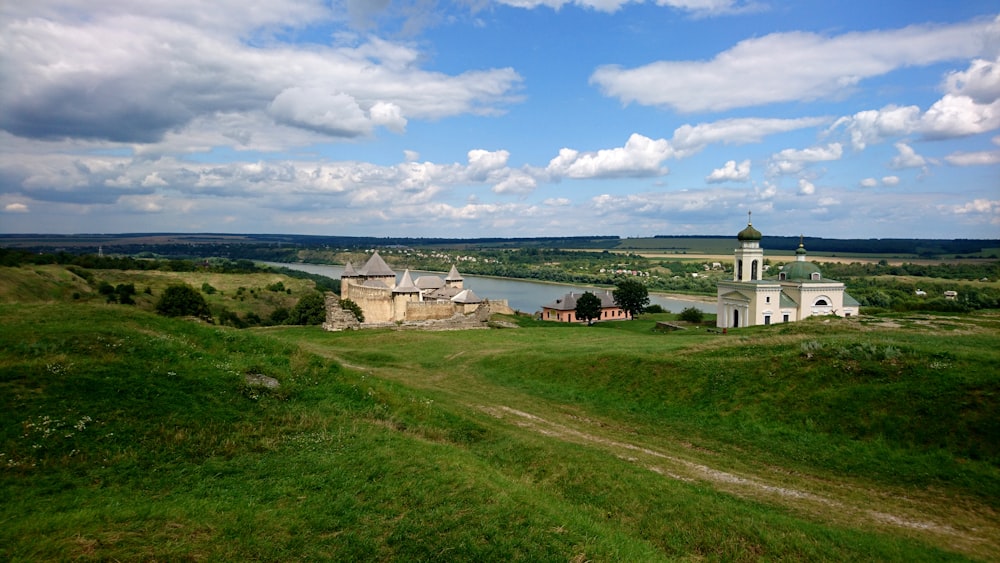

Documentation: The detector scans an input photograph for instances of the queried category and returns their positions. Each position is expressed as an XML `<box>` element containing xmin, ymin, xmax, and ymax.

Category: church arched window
<box><xmin>751</xmin><ymin>260</ymin><xmax>758</xmax><ymax>280</ymax></box>
<box><xmin>815</xmin><ymin>298</ymin><xmax>828</xmax><ymax>306</ymax></box>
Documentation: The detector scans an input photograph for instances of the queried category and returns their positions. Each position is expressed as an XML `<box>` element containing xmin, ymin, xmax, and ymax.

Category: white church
<box><xmin>716</xmin><ymin>214</ymin><xmax>859</xmax><ymax>329</ymax></box>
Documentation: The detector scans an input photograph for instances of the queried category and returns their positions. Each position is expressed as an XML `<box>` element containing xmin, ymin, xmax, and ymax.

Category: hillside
<box><xmin>2</xmin><ymin>266</ymin><xmax>999</xmax><ymax>560</ymax></box>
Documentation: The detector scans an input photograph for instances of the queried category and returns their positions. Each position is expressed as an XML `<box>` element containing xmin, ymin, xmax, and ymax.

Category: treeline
<box><xmin>651</xmin><ymin>235</ymin><xmax>998</xmax><ymax>257</ymax></box>
<box><xmin>0</xmin><ymin>248</ymin><xmax>339</xmax><ymax>293</ymax></box>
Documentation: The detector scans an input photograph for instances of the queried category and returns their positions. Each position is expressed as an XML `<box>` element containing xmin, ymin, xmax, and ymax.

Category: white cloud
<box><xmin>948</xmin><ymin>198</ymin><xmax>999</xmax><ymax>215</ymax></box>
<box><xmin>0</xmin><ymin>11</ymin><xmax>522</xmax><ymax>143</ymax></box>
<box><xmin>832</xmin><ymin>105</ymin><xmax>922</xmax><ymax>150</ymax></box>
<box><xmin>706</xmin><ymin>159</ymin><xmax>750</xmax><ymax>183</ymax></box>
<box><xmin>491</xmin><ymin>171</ymin><xmax>537</xmax><ymax>194</ymax></box>
<box><xmin>494</xmin><ymin>0</ymin><xmax>748</xmax><ymax>16</ymax></box>
<box><xmin>860</xmin><ymin>178</ymin><xmax>878</xmax><ymax>188</ymax></box>
<box><xmin>4</xmin><ymin>203</ymin><xmax>29</xmax><ymax>213</ymax></box>
<box><xmin>831</xmin><ymin>56</ymin><xmax>1000</xmax><ymax>147</ymax></box>
<box><xmin>546</xmin><ymin>133</ymin><xmax>672</xmax><ymax>179</ymax></box>
<box><xmin>590</xmin><ymin>18</ymin><xmax>996</xmax><ymax>112</ymax></box>
<box><xmin>769</xmin><ymin>143</ymin><xmax>843</xmax><ymax>175</ymax></box>
<box><xmin>882</xmin><ymin>175</ymin><xmax>900</xmax><ymax>186</ymax></box>
<box><xmin>671</xmin><ymin>117</ymin><xmax>828</xmax><ymax>157</ymax></box>
<box><xmin>890</xmin><ymin>142</ymin><xmax>928</xmax><ymax>169</ymax></box>
<box><xmin>945</xmin><ymin>151</ymin><xmax>1000</xmax><ymax>165</ymax></box>
<box><xmin>466</xmin><ymin>149</ymin><xmax>511</xmax><ymax>180</ymax></box>
<box><xmin>543</xmin><ymin>197</ymin><xmax>571</xmax><ymax>206</ymax></box>
<box><xmin>797</xmin><ymin>178</ymin><xmax>815</xmax><ymax>195</ymax></box>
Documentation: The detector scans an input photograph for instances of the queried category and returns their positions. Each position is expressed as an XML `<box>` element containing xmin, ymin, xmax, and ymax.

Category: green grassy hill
<box><xmin>2</xmin><ymin>265</ymin><xmax>999</xmax><ymax>560</ymax></box>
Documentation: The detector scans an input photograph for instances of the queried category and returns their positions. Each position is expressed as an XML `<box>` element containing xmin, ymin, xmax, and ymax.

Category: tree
<box><xmin>286</xmin><ymin>291</ymin><xmax>326</xmax><ymax>325</ymax></box>
<box><xmin>574</xmin><ymin>292</ymin><xmax>602</xmax><ymax>325</ymax></box>
<box><xmin>613</xmin><ymin>279</ymin><xmax>649</xmax><ymax>319</ymax></box>
<box><xmin>155</xmin><ymin>284</ymin><xmax>212</xmax><ymax>320</ymax></box>
<box><xmin>679</xmin><ymin>306</ymin><xmax>704</xmax><ymax>324</ymax></box>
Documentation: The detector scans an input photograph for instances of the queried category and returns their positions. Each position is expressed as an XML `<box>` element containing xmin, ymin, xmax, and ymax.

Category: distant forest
<box><xmin>0</xmin><ymin>232</ymin><xmax>997</xmax><ymax>259</ymax></box>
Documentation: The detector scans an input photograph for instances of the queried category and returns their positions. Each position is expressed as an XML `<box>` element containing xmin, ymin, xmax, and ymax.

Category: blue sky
<box><xmin>1</xmin><ymin>1</ymin><xmax>998</xmax><ymax>239</ymax></box>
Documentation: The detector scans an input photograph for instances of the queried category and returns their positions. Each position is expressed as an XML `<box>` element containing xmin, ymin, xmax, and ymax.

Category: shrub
<box><xmin>286</xmin><ymin>291</ymin><xmax>326</xmax><ymax>325</ymax></box>
<box><xmin>155</xmin><ymin>284</ymin><xmax>212</xmax><ymax>320</ymax></box>
<box><xmin>679</xmin><ymin>306</ymin><xmax>704</xmax><ymax>323</ymax></box>
<box><xmin>644</xmin><ymin>304</ymin><xmax>666</xmax><ymax>314</ymax></box>
<box><xmin>339</xmin><ymin>298</ymin><xmax>364</xmax><ymax>323</ymax></box>
<box><xmin>201</xmin><ymin>282</ymin><xmax>217</xmax><ymax>294</ymax></box>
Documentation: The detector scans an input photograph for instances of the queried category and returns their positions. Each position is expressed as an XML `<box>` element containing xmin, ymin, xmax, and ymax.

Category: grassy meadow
<box><xmin>2</xmin><ymin>264</ymin><xmax>999</xmax><ymax>561</ymax></box>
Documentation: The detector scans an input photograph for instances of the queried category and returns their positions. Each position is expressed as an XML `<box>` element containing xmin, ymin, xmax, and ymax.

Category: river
<box><xmin>265</xmin><ymin>262</ymin><xmax>717</xmax><ymax>315</ymax></box>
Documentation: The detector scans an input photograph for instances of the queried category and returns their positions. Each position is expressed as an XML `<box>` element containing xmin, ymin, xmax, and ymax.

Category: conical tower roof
<box><xmin>360</xmin><ymin>251</ymin><xmax>395</xmax><ymax>277</ymax></box>
<box><xmin>446</xmin><ymin>265</ymin><xmax>463</xmax><ymax>282</ymax></box>
<box><xmin>393</xmin><ymin>269</ymin><xmax>421</xmax><ymax>293</ymax></box>
<box><xmin>343</xmin><ymin>261</ymin><xmax>358</xmax><ymax>277</ymax></box>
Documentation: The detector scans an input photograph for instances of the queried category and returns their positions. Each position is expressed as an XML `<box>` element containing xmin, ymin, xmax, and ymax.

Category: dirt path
<box><xmin>479</xmin><ymin>405</ymin><xmax>996</xmax><ymax>559</ymax></box>
<box><xmin>295</xmin><ymin>340</ymin><xmax>999</xmax><ymax>561</ymax></box>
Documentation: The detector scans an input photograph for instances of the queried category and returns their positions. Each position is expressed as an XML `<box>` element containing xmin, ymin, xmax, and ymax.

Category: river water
<box><xmin>266</xmin><ymin>262</ymin><xmax>717</xmax><ymax>315</ymax></box>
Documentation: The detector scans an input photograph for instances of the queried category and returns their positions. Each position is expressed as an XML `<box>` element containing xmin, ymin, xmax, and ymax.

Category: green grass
<box><xmin>2</xmin><ymin>276</ymin><xmax>999</xmax><ymax>559</ymax></box>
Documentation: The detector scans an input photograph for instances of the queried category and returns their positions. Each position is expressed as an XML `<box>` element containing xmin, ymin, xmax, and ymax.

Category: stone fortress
<box><xmin>323</xmin><ymin>251</ymin><xmax>512</xmax><ymax>331</ymax></box>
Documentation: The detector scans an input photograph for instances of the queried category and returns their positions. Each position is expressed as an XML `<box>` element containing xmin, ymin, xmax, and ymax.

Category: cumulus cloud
<box><xmin>946</xmin><ymin>151</ymin><xmax>1000</xmax><ymax>165</ymax></box>
<box><xmin>831</xmin><ymin>56</ymin><xmax>1000</xmax><ymax>148</ymax></box>
<box><xmin>882</xmin><ymin>175</ymin><xmax>900</xmax><ymax>186</ymax></box>
<box><xmin>0</xmin><ymin>8</ymin><xmax>521</xmax><ymax>143</ymax></box>
<box><xmin>890</xmin><ymin>142</ymin><xmax>928</xmax><ymax>169</ymax></box>
<box><xmin>4</xmin><ymin>203</ymin><xmax>29</xmax><ymax>213</ymax></box>
<box><xmin>670</xmin><ymin>117</ymin><xmax>829</xmax><ymax>157</ymax></box>
<box><xmin>797</xmin><ymin>178</ymin><xmax>815</xmax><ymax>195</ymax></box>
<box><xmin>947</xmin><ymin>198</ymin><xmax>1000</xmax><ymax>218</ymax></box>
<box><xmin>706</xmin><ymin>159</ymin><xmax>750</xmax><ymax>183</ymax></box>
<box><xmin>590</xmin><ymin>18</ymin><xmax>996</xmax><ymax>112</ymax></box>
<box><xmin>546</xmin><ymin>134</ymin><xmax>673</xmax><ymax>179</ymax></box>
<box><xmin>768</xmin><ymin>143</ymin><xmax>843</xmax><ymax>175</ymax></box>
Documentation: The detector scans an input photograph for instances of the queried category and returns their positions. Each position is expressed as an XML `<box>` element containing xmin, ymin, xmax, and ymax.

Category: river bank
<box><xmin>265</xmin><ymin>261</ymin><xmax>718</xmax><ymax>315</ymax></box>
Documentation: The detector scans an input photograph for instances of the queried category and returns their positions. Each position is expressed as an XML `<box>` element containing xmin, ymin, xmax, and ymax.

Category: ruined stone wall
<box><xmin>322</xmin><ymin>293</ymin><xmax>361</xmax><ymax>331</ymax></box>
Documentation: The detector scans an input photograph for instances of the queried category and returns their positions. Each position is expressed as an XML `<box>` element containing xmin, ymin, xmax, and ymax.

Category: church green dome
<box><xmin>781</xmin><ymin>261</ymin><xmax>822</xmax><ymax>281</ymax></box>
<box><xmin>737</xmin><ymin>223</ymin><xmax>762</xmax><ymax>241</ymax></box>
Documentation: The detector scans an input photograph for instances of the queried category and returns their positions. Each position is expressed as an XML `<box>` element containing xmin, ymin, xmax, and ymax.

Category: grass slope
<box><xmin>2</xmin><ymin>269</ymin><xmax>999</xmax><ymax>560</ymax></box>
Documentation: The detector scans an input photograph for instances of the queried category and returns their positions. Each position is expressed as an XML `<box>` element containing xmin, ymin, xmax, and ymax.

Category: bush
<box><xmin>644</xmin><ymin>304</ymin><xmax>666</xmax><ymax>314</ymax></box>
<box><xmin>155</xmin><ymin>284</ymin><xmax>212</xmax><ymax>320</ymax></box>
<box><xmin>286</xmin><ymin>291</ymin><xmax>326</xmax><ymax>325</ymax></box>
<box><xmin>679</xmin><ymin>306</ymin><xmax>704</xmax><ymax>323</ymax></box>
<box><xmin>201</xmin><ymin>282</ymin><xmax>217</xmax><ymax>294</ymax></box>
<box><xmin>339</xmin><ymin>298</ymin><xmax>364</xmax><ymax>323</ymax></box>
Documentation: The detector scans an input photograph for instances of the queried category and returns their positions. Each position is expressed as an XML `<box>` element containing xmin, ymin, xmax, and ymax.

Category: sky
<box><xmin>1</xmin><ymin>1</ymin><xmax>998</xmax><ymax>240</ymax></box>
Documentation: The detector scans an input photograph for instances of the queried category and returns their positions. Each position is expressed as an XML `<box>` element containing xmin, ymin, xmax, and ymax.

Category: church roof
<box><xmin>393</xmin><ymin>269</ymin><xmax>421</xmax><ymax>293</ymax></box>
<box><xmin>737</xmin><ymin>212</ymin><xmax>762</xmax><ymax>241</ymax></box>
<box><xmin>843</xmin><ymin>292</ymin><xmax>860</xmax><ymax>307</ymax></box>
<box><xmin>780</xmin><ymin>261</ymin><xmax>823</xmax><ymax>281</ymax></box>
<box><xmin>737</xmin><ymin>222</ymin><xmax>762</xmax><ymax>241</ymax></box>
<box><xmin>719</xmin><ymin>290</ymin><xmax>750</xmax><ymax>302</ymax></box>
<box><xmin>360</xmin><ymin>251</ymin><xmax>395</xmax><ymax>277</ymax></box>
<box><xmin>446</xmin><ymin>265</ymin><xmax>463</xmax><ymax>282</ymax></box>
<box><xmin>780</xmin><ymin>292</ymin><xmax>798</xmax><ymax>308</ymax></box>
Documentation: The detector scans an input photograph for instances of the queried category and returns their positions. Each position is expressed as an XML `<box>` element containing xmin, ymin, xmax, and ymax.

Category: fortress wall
<box><xmin>347</xmin><ymin>282</ymin><xmax>395</xmax><ymax>324</ymax></box>
<box><xmin>405</xmin><ymin>300</ymin><xmax>457</xmax><ymax>321</ymax></box>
